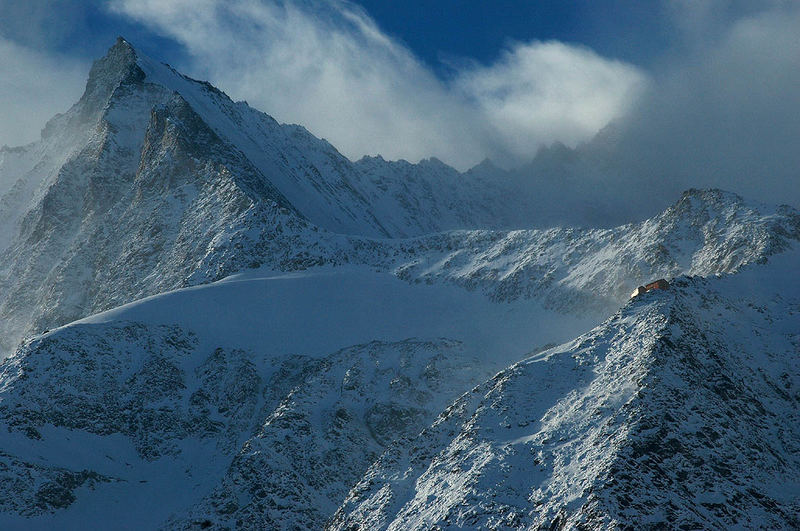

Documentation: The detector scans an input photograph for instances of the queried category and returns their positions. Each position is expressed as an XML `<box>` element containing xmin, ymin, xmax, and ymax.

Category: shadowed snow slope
<box><xmin>0</xmin><ymin>266</ymin><xmax>594</xmax><ymax>529</ymax></box>
<box><xmin>331</xmin><ymin>250</ymin><xmax>800</xmax><ymax>530</ymax></box>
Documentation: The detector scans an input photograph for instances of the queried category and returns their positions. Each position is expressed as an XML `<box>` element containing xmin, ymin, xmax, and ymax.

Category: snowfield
<box><xmin>0</xmin><ymin>266</ymin><xmax>591</xmax><ymax>529</ymax></box>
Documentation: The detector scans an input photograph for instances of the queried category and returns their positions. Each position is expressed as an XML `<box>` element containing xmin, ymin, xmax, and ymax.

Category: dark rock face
<box><xmin>0</xmin><ymin>451</ymin><xmax>114</xmax><ymax>517</ymax></box>
<box><xmin>0</xmin><ymin>324</ymin><xmax>486</xmax><ymax>527</ymax></box>
<box><xmin>166</xmin><ymin>339</ymin><xmax>485</xmax><ymax>530</ymax></box>
<box><xmin>78</xmin><ymin>38</ymin><xmax>145</xmax><ymax>120</ymax></box>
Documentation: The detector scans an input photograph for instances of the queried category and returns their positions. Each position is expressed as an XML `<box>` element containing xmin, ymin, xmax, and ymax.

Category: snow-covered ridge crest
<box><xmin>190</xmin><ymin>187</ymin><xmax>800</xmax><ymax>311</ymax></box>
<box><xmin>332</xmin><ymin>250</ymin><xmax>800</xmax><ymax>530</ymax></box>
<box><xmin>0</xmin><ymin>38</ymin><xmax>798</xmax><ymax>361</ymax></box>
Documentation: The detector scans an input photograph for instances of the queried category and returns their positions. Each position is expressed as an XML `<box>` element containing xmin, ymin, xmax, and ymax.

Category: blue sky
<box><xmin>0</xmin><ymin>1</ymin><xmax>760</xmax><ymax>70</ymax></box>
<box><xmin>356</xmin><ymin>1</ymin><xmax>671</xmax><ymax>69</ymax></box>
<box><xmin>2</xmin><ymin>1</ymin><xmax>672</xmax><ymax>67</ymax></box>
<box><xmin>1</xmin><ymin>1</ymin><xmax>799</xmax><ymax>207</ymax></box>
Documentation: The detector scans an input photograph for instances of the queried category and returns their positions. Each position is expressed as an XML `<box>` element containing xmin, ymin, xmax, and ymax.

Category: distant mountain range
<box><xmin>0</xmin><ymin>38</ymin><xmax>797</xmax><ymax>529</ymax></box>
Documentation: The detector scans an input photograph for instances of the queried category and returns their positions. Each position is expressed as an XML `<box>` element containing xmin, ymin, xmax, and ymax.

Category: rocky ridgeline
<box><xmin>331</xmin><ymin>262</ymin><xmax>800</xmax><ymax>530</ymax></box>
<box><xmin>2</xmin><ymin>39</ymin><xmax>798</xmax><ymax>358</ymax></box>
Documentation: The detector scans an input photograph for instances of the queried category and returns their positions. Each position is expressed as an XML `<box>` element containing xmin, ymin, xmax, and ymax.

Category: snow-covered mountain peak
<box><xmin>77</xmin><ymin>37</ymin><xmax>145</xmax><ymax>120</ymax></box>
<box><xmin>85</xmin><ymin>37</ymin><xmax>139</xmax><ymax>88</ymax></box>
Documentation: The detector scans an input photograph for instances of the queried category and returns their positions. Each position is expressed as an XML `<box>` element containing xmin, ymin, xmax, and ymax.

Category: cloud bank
<box><xmin>594</xmin><ymin>2</ymin><xmax>800</xmax><ymax>212</ymax></box>
<box><xmin>0</xmin><ymin>37</ymin><xmax>87</xmax><ymax>148</ymax></box>
<box><xmin>488</xmin><ymin>1</ymin><xmax>800</xmax><ymax>226</ymax></box>
<box><xmin>108</xmin><ymin>0</ymin><xmax>646</xmax><ymax>170</ymax></box>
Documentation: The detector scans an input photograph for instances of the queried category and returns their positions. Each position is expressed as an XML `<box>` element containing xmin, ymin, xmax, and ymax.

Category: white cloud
<box><xmin>455</xmin><ymin>41</ymin><xmax>647</xmax><ymax>164</ymax></box>
<box><xmin>0</xmin><ymin>37</ymin><xmax>87</xmax><ymax>148</ymax></box>
<box><xmin>108</xmin><ymin>0</ymin><xmax>646</xmax><ymax>170</ymax></box>
<box><xmin>511</xmin><ymin>1</ymin><xmax>800</xmax><ymax>227</ymax></box>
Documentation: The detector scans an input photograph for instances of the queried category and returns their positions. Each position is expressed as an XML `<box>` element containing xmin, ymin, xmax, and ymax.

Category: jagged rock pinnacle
<box><xmin>78</xmin><ymin>37</ymin><xmax>145</xmax><ymax>117</ymax></box>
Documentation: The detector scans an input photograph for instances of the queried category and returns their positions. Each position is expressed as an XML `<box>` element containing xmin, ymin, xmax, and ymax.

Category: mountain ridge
<box><xmin>0</xmin><ymin>38</ymin><xmax>798</xmax><ymax>530</ymax></box>
<box><xmin>331</xmin><ymin>250</ymin><xmax>800</xmax><ymax>530</ymax></box>
<box><xmin>3</xmin><ymin>38</ymin><xmax>796</xmax><ymax>357</ymax></box>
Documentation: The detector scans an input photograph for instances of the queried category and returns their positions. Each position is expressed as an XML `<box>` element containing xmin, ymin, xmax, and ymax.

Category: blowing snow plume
<box><xmin>103</xmin><ymin>0</ymin><xmax>800</xmax><ymax>228</ymax></box>
<box><xmin>108</xmin><ymin>0</ymin><xmax>646</xmax><ymax>170</ymax></box>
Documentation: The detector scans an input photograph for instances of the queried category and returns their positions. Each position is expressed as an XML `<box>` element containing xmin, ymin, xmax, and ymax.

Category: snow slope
<box><xmin>0</xmin><ymin>267</ymin><xmax>595</xmax><ymax>530</ymax></box>
<box><xmin>332</xmin><ymin>250</ymin><xmax>800</xmax><ymax>530</ymax></box>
